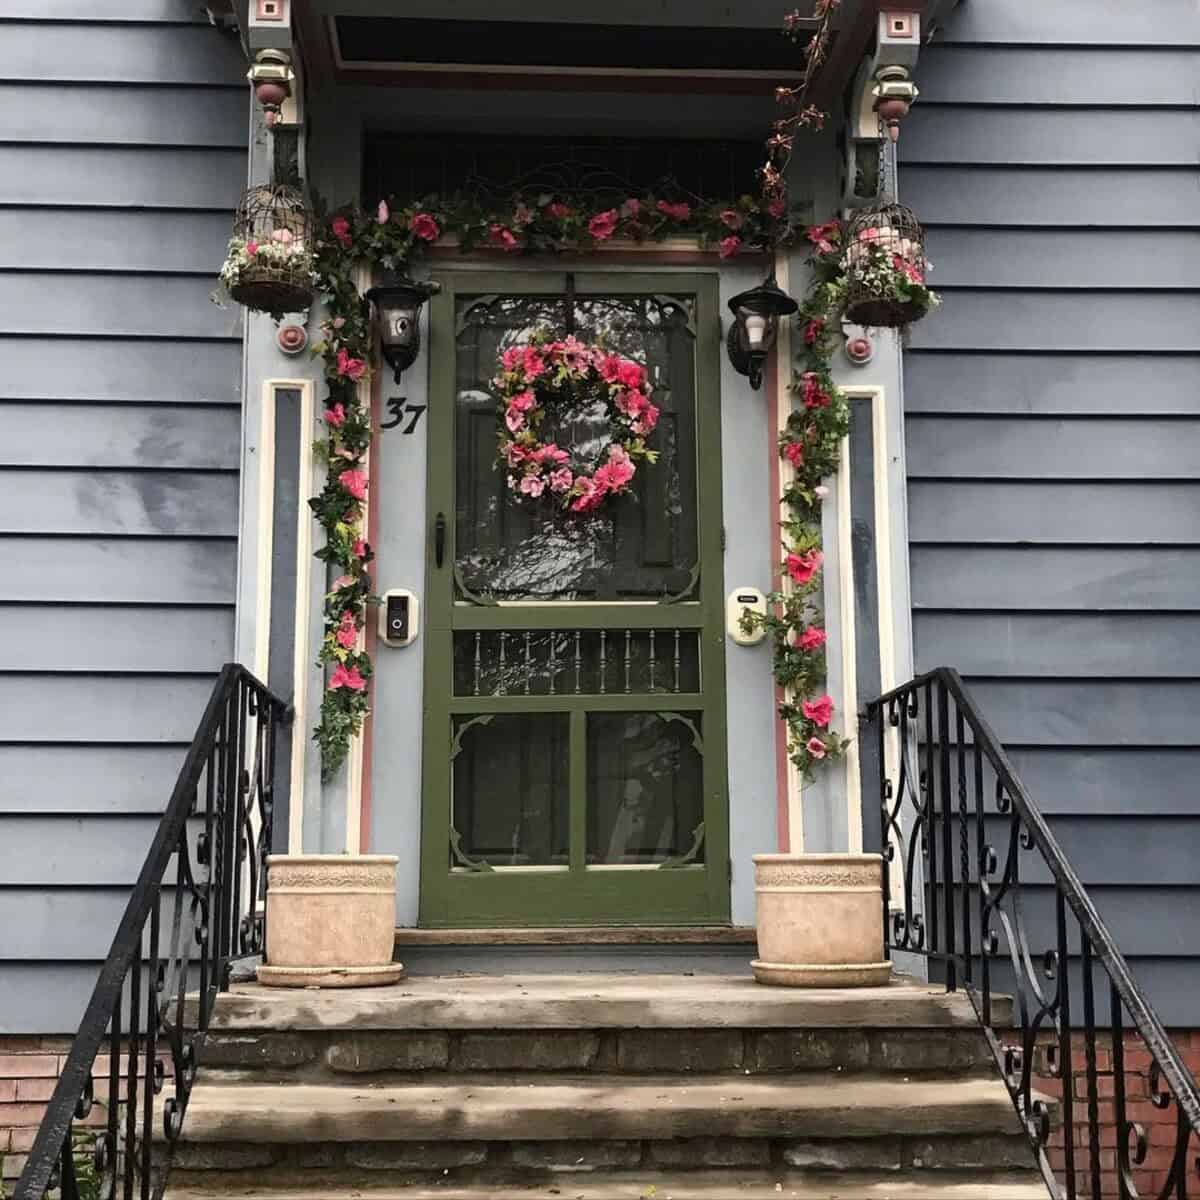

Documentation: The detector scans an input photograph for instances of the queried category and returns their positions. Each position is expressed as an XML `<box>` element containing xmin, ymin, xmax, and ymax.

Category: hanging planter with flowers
<box><xmin>840</xmin><ymin>203</ymin><xmax>938</xmax><ymax>329</ymax></box>
<box><xmin>219</xmin><ymin>184</ymin><xmax>317</xmax><ymax>318</ymax></box>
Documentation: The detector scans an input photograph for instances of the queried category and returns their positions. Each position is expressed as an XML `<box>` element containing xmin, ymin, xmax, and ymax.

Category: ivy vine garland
<box><xmin>494</xmin><ymin>337</ymin><xmax>660</xmax><ymax>513</ymax></box>
<box><xmin>298</xmin><ymin>189</ymin><xmax>792</xmax><ymax>778</ymax></box>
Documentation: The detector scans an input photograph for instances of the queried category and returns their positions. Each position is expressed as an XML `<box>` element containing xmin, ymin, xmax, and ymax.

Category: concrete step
<box><xmin>209</xmin><ymin>975</ymin><xmax>1008</xmax><ymax>1033</ymax></box>
<box><xmin>176</xmin><ymin>1073</ymin><xmax>1027</xmax><ymax>1147</ymax></box>
<box><xmin>166</xmin><ymin>1168</ymin><xmax>1051</xmax><ymax>1199</ymax></box>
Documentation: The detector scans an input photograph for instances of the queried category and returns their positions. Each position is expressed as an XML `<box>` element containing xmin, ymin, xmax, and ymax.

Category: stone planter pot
<box><xmin>257</xmin><ymin>854</ymin><xmax>404</xmax><ymax>988</ymax></box>
<box><xmin>752</xmin><ymin>853</ymin><xmax>892</xmax><ymax>988</ymax></box>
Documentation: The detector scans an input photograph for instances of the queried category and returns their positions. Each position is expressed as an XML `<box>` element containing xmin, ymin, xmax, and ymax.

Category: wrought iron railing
<box><xmin>14</xmin><ymin>665</ymin><xmax>290</xmax><ymax>1200</ymax></box>
<box><xmin>866</xmin><ymin>668</ymin><xmax>1200</xmax><ymax>1200</ymax></box>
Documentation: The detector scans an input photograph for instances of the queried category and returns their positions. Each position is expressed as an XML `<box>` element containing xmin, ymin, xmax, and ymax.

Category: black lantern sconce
<box><xmin>726</xmin><ymin>274</ymin><xmax>799</xmax><ymax>391</ymax></box>
<box><xmin>365</xmin><ymin>278</ymin><xmax>441</xmax><ymax>382</ymax></box>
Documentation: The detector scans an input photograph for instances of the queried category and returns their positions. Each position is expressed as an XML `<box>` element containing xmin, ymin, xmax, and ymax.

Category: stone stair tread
<box><xmin>177</xmin><ymin>1073</ymin><xmax>1025</xmax><ymax>1144</ymax></box>
<box><xmin>211</xmin><ymin>974</ymin><xmax>1008</xmax><ymax>1032</ymax></box>
<box><xmin>165</xmin><ymin>1168</ymin><xmax>1050</xmax><ymax>1199</ymax></box>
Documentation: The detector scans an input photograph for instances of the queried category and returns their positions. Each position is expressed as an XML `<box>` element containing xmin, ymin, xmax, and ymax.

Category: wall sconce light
<box><xmin>726</xmin><ymin>274</ymin><xmax>798</xmax><ymax>391</ymax></box>
<box><xmin>365</xmin><ymin>279</ymin><xmax>441</xmax><ymax>382</ymax></box>
<box><xmin>247</xmin><ymin>48</ymin><xmax>294</xmax><ymax>127</ymax></box>
<box><xmin>872</xmin><ymin>64</ymin><xmax>920</xmax><ymax>142</ymax></box>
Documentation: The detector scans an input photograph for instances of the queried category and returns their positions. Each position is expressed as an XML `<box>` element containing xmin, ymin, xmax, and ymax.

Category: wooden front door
<box><xmin>419</xmin><ymin>270</ymin><xmax>729</xmax><ymax>927</ymax></box>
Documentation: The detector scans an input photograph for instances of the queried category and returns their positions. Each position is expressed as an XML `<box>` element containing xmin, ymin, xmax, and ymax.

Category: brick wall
<box><xmin>1035</xmin><ymin>1031</ymin><xmax>1200</xmax><ymax>1199</ymax></box>
<box><xmin>0</xmin><ymin>1037</ymin><xmax>165</xmax><ymax>1192</ymax></box>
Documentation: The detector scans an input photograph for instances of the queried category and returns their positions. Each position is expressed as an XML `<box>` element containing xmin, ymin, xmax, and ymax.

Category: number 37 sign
<box><xmin>381</xmin><ymin>397</ymin><xmax>426</xmax><ymax>435</ymax></box>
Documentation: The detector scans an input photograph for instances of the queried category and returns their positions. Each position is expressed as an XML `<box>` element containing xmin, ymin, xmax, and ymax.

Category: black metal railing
<box><xmin>15</xmin><ymin>665</ymin><xmax>290</xmax><ymax>1200</ymax></box>
<box><xmin>866</xmin><ymin>668</ymin><xmax>1200</xmax><ymax>1200</ymax></box>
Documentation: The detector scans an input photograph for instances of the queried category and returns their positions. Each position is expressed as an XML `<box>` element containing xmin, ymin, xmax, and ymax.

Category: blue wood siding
<box><xmin>0</xmin><ymin>4</ymin><xmax>247</xmax><ymax>1033</ymax></box>
<box><xmin>901</xmin><ymin>4</ymin><xmax>1200</xmax><ymax>1025</ymax></box>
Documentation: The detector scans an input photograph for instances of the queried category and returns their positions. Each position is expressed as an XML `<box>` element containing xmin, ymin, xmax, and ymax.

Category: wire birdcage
<box><xmin>842</xmin><ymin>202</ymin><xmax>929</xmax><ymax>328</ymax></box>
<box><xmin>226</xmin><ymin>184</ymin><xmax>315</xmax><ymax>315</ymax></box>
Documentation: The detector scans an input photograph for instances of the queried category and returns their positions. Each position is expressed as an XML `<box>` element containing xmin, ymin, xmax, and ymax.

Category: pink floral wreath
<box><xmin>494</xmin><ymin>336</ymin><xmax>660</xmax><ymax>514</ymax></box>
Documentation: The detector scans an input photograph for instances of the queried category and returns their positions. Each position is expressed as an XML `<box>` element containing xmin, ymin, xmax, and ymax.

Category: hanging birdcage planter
<box><xmin>841</xmin><ymin>203</ymin><xmax>938</xmax><ymax>328</ymax></box>
<box><xmin>219</xmin><ymin>184</ymin><xmax>316</xmax><ymax>317</ymax></box>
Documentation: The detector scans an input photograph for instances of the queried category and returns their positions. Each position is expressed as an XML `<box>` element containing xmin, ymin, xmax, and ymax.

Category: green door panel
<box><xmin>418</xmin><ymin>270</ymin><xmax>729</xmax><ymax>927</ymax></box>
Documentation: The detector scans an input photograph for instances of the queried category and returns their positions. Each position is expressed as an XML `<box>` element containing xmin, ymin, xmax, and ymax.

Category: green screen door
<box><xmin>419</xmin><ymin>270</ymin><xmax>729</xmax><ymax>926</ymax></box>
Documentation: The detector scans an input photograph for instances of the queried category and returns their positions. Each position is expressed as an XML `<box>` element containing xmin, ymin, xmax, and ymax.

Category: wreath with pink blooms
<box><xmin>494</xmin><ymin>336</ymin><xmax>660</xmax><ymax>514</ymax></box>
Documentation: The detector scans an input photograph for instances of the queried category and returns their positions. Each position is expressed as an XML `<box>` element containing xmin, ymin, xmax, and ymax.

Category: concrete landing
<box><xmin>212</xmin><ymin>973</ymin><xmax>1007</xmax><ymax>1032</ymax></box>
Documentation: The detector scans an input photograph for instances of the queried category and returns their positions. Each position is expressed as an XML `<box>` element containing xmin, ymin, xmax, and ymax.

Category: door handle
<box><xmin>435</xmin><ymin>512</ymin><xmax>446</xmax><ymax>568</ymax></box>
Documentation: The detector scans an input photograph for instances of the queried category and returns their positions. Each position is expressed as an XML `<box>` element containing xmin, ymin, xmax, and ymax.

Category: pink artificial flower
<box><xmin>324</xmin><ymin>403</ymin><xmax>346</xmax><ymax>428</ymax></box>
<box><xmin>411</xmin><ymin>212</ymin><xmax>440</xmax><ymax>241</ymax></box>
<box><xmin>803</xmin><ymin>318</ymin><xmax>825</xmax><ymax>346</ymax></box>
<box><xmin>534</xmin><ymin>443</ymin><xmax>570</xmax><ymax>466</ymax></box>
<box><xmin>522</xmin><ymin>346</ymin><xmax>546</xmax><ymax>378</ymax></box>
<box><xmin>336</xmin><ymin>348</ymin><xmax>366</xmax><ymax>381</ymax></box>
<box><xmin>335</xmin><ymin>610</ymin><xmax>359</xmax><ymax>650</ymax></box>
<box><xmin>796</xmin><ymin>626</ymin><xmax>827</xmax><ymax>652</ymax></box>
<box><xmin>272</xmin><ymin>228</ymin><xmax>292</xmax><ymax>244</ymax></box>
<box><xmin>512</xmin><ymin>204</ymin><xmax>535</xmax><ymax>228</ymax></box>
<box><xmin>549</xmin><ymin>466</ymin><xmax>574</xmax><ymax>493</ymax></box>
<box><xmin>500</xmin><ymin>345</ymin><xmax>524</xmax><ymax>373</ymax></box>
<box><xmin>509</xmin><ymin>390</ymin><xmax>536</xmax><ymax>414</ymax></box>
<box><xmin>893</xmin><ymin>253</ymin><xmax>925</xmax><ymax>284</ymax></box>
<box><xmin>656</xmin><ymin>200</ymin><xmax>691</xmax><ymax>222</ymax></box>
<box><xmin>331</xmin><ymin>574</ymin><xmax>354</xmax><ymax>591</ymax></box>
<box><xmin>814</xmin><ymin>484</ymin><xmax>830</xmax><ymax>500</ymax></box>
<box><xmin>800</xmin><ymin>371</ymin><xmax>830</xmax><ymax>410</ymax></box>
<box><xmin>560</xmin><ymin>336</ymin><xmax>590</xmax><ymax>372</ymax></box>
<box><xmin>858</xmin><ymin>226</ymin><xmax>881</xmax><ymax>243</ymax></box>
<box><xmin>328</xmin><ymin>663</ymin><xmax>366</xmax><ymax>692</ymax></box>
<box><xmin>604</xmin><ymin>444</ymin><xmax>636</xmax><ymax>487</ymax></box>
<box><xmin>767</xmin><ymin>198</ymin><xmax>787</xmax><ymax>219</ymax></box>
<box><xmin>806</xmin><ymin>736</ymin><xmax>828</xmax><ymax>760</ymax></box>
<box><xmin>633</xmin><ymin>403</ymin><xmax>659</xmax><ymax>436</ymax></box>
<box><xmin>718</xmin><ymin>235</ymin><xmax>742</xmax><ymax>259</ymax></box>
<box><xmin>619</xmin><ymin>197</ymin><xmax>641</xmax><ymax>218</ymax></box>
<box><xmin>338</xmin><ymin>468</ymin><xmax>368</xmax><ymax>501</ymax></box>
<box><xmin>588</xmin><ymin>209</ymin><xmax>619</xmax><ymax>241</ymax></box>
<box><xmin>330</xmin><ymin>215</ymin><xmax>352</xmax><ymax>248</ymax></box>
<box><xmin>376</xmin><ymin>199</ymin><xmax>390</xmax><ymax>224</ymax></box>
<box><xmin>332</xmin><ymin>316</ymin><xmax>346</xmax><ymax>330</ymax></box>
<box><xmin>806</xmin><ymin>220</ymin><xmax>841</xmax><ymax>255</ymax></box>
<box><xmin>489</xmin><ymin>224</ymin><xmax>519</xmax><ymax>251</ymax></box>
<box><xmin>352</xmin><ymin>538</ymin><xmax>368</xmax><ymax>558</ymax></box>
<box><xmin>570</xmin><ymin>476</ymin><xmax>603</xmax><ymax>513</ymax></box>
<box><xmin>598</xmin><ymin>353</ymin><xmax>623</xmax><ymax>383</ymax></box>
<box><xmin>245</xmin><ymin>240</ymin><xmax>259</xmax><ymax>256</ymax></box>
<box><xmin>802</xmin><ymin>694</ymin><xmax>835</xmax><ymax>728</ymax></box>
<box><xmin>719</xmin><ymin>209</ymin><xmax>744</xmax><ymax>230</ymax></box>
<box><xmin>786</xmin><ymin>549</ymin><xmax>823</xmax><ymax>586</ymax></box>
<box><xmin>616</xmin><ymin>359</ymin><xmax>647</xmax><ymax>390</ymax></box>
<box><xmin>784</xmin><ymin>441</ymin><xmax>804</xmax><ymax>467</ymax></box>
<box><xmin>519</xmin><ymin>474</ymin><xmax>546</xmax><ymax>498</ymax></box>
<box><xmin>505</xmin><ymin>407</ymin><xmax>527</xmax><ymax>433</ymax></box>
<box><xmin>546</xmin><ymin>202</ymin><xmax>573</xmax><ymax>220</ymax></box>
<box><xmin>503</xmin><ymin>442</ymin><xmax>527</xmax><ymax>467</ymax></box>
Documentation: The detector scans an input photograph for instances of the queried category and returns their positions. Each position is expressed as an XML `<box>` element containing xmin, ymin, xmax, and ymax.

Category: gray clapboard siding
<box><xmin>904</xmin><ymin>353</ymin><xmax>1200</xmax><ymax>416</ymax></box>
<box><xmin>0</xmin><ymin>84</ymin><xmax>245</xmax><ymax>147</ymax></box>
<box><xmin>0</xmin><ymin>675</ymin><xmax>218</xmax><ymax>742</ymax></box>
<box><xmin>914</xmin><ymin>613</ymin><xmax>1200</xmax><ymax>677</ymax></box>
<box><xmin>0</xmin><ymin>404</ymin><xmax>240</xmax><ymax>469</ymax></box>
<box><xmin>939</xmin><ymin>0</ymin><xmax>1200</xmax><ymax>46</ymax></box>
<box><xmin>0</xmin><ymin>22</ymin><xmax>246</xmax><ymax>83</ymax></box>
<box><xmin>911</xmin><ymin>547</ymin><xmax>1200</xmax><ymax>611</ymax></box>
<box><xmin>0</xmin><ymin>745</ymin><xmax>194</xmax><ymax>814</ymax></box>
<box><xmin>917</xmin><ymin>47</ymin><xmax>1200</xmax><ymax>106</ymax></box>
<box><xmin>0</xmin><ymin>606</ymin><xmax>233</xmax><ymax>672</ymax></box>
<box><xmin>0</xmin><ymin>146</ymin><xmax>246</xmax><ymax>208</ymax></box>
<box><xmin>0</xmin><ymin>339</ymin><xmax>240</xmax><ymax>403</ymax></box>
<box><xmin>1006</xmin><ymin>748</ymin><xmax>1200</xmax><ymax>817</ymax></box>
<box><xmin>908</xmin><ymin>291</ymin><xmax>1200</xmax><ymax>353</ymax></box>
<box><xmin>903</xmin><ymin>166</ymin><xmax>1200</xmax><ymax>228</ymax></box>
<box><xmin>3</xmin><ymin>470</ymin><xmax>239</xmax><ymax>536</ymax></box>
<box><xmin>0</xmin><ymin>210</ymin><xmax>234</xmax><ymax>272</ymax></box>
<box><xmin>904</xmin><ymin>107</ymin><xmax>1200</xmax><ymax>167</ymax></box>
<box><xmin>960</xmin><ymin>681</ymin><xmax>1200</xmax><ymax>748</ymax></box>
<box><xmin>0</xmin><ymin>275</ymin><xmax>242</xmax><ymax>339</ymax></box>
<box><xmin>909</xmin><ymin>482</ymin><xmax>1200</xmax><ymax>544</ymax></box>
<box><xmin>0</xmin><ymin>816</ymin><xmax>162</xmax><ymax>885</ymax></box>
<box><xmin>0</xmin><ymin>1</ymin><xmax>207</xmax><ymax>19</ymax></box>
<box><xmin>0</xmin><ymin>538</ymin><xmax>235</xmax><ymax>603</ymax></box>
<box><xmin>924</xmin><ymin>229</ymin><xmax>1200</xmax><ymax>290</ymax></box>
<box><xmin>0</xmin><ymin>8</ymin><xmax>248</xmax><ymax>1034</ymax></box>
<box><xmin>906</xmin><ymin>417</ymin><xmax>1200</xmax><ymax>480</ymax></box>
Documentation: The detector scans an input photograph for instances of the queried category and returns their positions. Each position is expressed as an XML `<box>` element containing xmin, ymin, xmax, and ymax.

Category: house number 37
<box><xmin>381</xmin><ymin>397</ymin><xmax>427</xmax><ymax>434</ymax></box>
